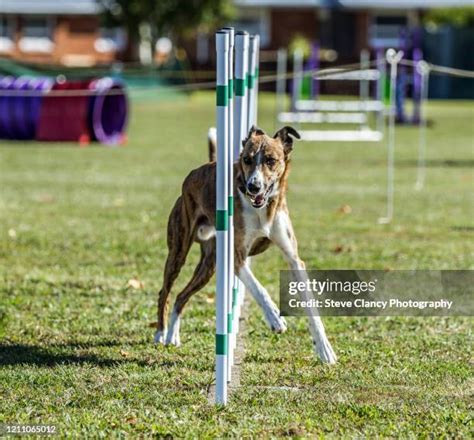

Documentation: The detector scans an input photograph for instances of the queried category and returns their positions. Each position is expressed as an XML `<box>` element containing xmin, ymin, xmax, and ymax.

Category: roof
<box><xmin>234</xmin><ymin>0</ymin><xmax>323</xmax><ymax>7</ymax></box>
<box><xmin>335</xmin><ymin>0</ymin><xmax>474</xmax><ymax>8</ymax></box>
<box><xmin>235</xmin><ymin>0</ymin><xmax>474</xmax><ymax>7</ymax></box>
<box><xmin>0</xmin><ymin>0</ymin><xmax>102</xmax><ymax>15</ymax></box>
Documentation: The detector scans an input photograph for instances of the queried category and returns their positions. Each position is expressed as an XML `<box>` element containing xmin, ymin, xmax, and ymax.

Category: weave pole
<box><xmin>247</xmin><ymin>35</ymin><xmax>259</xmax><ymax>129</ymax></box>
<box><xmin>238</xmin><ymin>34</ymin><xmax>258</xmax><ymax>325</ymax></box>
<box><xmin>252</xmin><ymin>35</ymin><xmax>260</xmax><ymax>127</ymax></box>
<box><xmin>231</xmin><ymin>31</ymin><xmax>249</xmax><ymax>368</ymax></box>
<box><xmin>234</xmin><ymin>32</ymin><xmax>249</xmax><ymax>152</ymax></box>
<box><xmin>215</xmin><ymin>30</ymin><xmax>259</xmax><ymax>405</ymax></box>
<box><xmin>222</xmin><ymin>27</ymin><xmax>235</xmax><ymax>383</ymax></box>
<box><xmin>215</xmin><ymin>30</ymin><xmax>230</xmax><ymax>405</ymax></box>
<box><xmin>243</xmin><ymin>35</ymin><xmax>259</xmax><ymax>313</ymax></box>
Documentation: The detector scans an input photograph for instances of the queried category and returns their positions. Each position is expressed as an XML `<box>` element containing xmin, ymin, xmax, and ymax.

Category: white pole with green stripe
<box><xmin>215</xmin><ymin>30</ymin><xmax>229</xmax><ymax>405</ymax></box>
<box><xmin>234</xmin><ymin>32</ymin><xmax>249</xmax><ymax>155</ymax></box>
<box><xmin>222</xmin><ymin>27</ymin><xmax>235</xmax><ymax>384</ymax></box>
<box><xmin>252</xmin><ymin>35</ymin><xmax>260</xmax><ymax>127</ymax></box>
<box><xmin>241</xmin><ymin>34</ymin><xmax>259</xmax><ymax>315</ymax></box>
<box><xmin>247</xmin><ymin>35</ymin><xmax>259</xmax><ymax>130</ymax></box>
<box><xmin>232</xmin><ymin>31</ymin><xmax>249</xmax><ymax>355</ymax></box>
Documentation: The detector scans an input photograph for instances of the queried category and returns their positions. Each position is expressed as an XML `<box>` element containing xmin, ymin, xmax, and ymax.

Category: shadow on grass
<box><xmin>0</xmin><ymin>343</ymin><xmax>126</xmax><ymax>367</ymax></box>
<box><xmin>451</xmin><ymin>226</ymin><xmax>474</xmax><ymax>232</ymax></box>
<box><xmin>397</xmin><ymin>159</ymin><xmax>474</xmax><ymax>168</ymax></box>
<box><xmin>54</xmin><ymin>337</ymin><xmax>147</xmax><ymax>349</ymax></box>
<box><xmin>0</xmin><ymin>343</ymin><xmax>188</xmax><ymax>369</ymax></box>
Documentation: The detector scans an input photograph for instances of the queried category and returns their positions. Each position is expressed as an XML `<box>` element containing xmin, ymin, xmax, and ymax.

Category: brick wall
<box><xmin>1</xmin><ymin>15</ymin><xmax>117</xmax><ymax>66</ymax></box>
<box><xmin>270</xmin><ymin>8</ymin><xmax>318</xmax><ymax>49</ymax></box>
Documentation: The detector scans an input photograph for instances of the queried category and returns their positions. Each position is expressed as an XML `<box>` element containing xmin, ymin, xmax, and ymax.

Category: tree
<box><xmin>424</xmin><ymin>7</ymin><xmax>474</xmax><ymax>28</ymax></box>
<box><xmin>101</xmin><ymin>0</ymin><xmax>234</xmax><ymax>60</ymax></box>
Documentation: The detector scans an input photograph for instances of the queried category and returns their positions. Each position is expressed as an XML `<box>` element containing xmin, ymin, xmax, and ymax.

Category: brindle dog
<box><xmin>154</xmin><ymin>126</ymin><xmax>336</xmax><ymax>364</ymax></box>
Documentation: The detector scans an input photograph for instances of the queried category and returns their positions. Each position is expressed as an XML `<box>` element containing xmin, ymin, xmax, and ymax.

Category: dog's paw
<box><xmin>165</xmin><ymin>329</ymin><xmax>181</xmax><ymax>347</ymax></box>
<box><xmin>164</xmin><ymin>312</ymin><xmax>181</xmax><ymax>346</ymax></box>
<box><xmin>265</xmin><ymin>307</ymin><xmax>287</xmax><ymax>333</ymax></box>
<box><xmin>154</xmin><ymin>329</ymin><xmax>166</xmax><ymax>345</ymax></box>
<box><xmin>313</xmin><ymin>338</ymin><xmax>337</xmax><ymax>364</ymax></box>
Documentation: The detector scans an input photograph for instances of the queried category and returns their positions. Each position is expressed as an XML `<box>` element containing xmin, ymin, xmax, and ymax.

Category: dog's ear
<box><xmin>273</xmin><ymin>126</ymin><xmax>301</xmax><ymax>157</ymax></box>
<box><xmin>242</xmin><ymin>125</ymin><xmax>265</xmax><ymax>147</ymax></box>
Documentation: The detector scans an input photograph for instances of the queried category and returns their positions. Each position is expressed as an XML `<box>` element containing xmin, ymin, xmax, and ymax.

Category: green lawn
<box><xmin>0</xmin><ymin>92</ymin><xmax>472</xmax><ymax>437</ymax></box>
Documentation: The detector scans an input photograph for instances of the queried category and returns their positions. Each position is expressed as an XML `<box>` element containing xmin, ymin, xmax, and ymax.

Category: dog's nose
<box><xmin>247</xmin><ymin>182</ymin><xmax>262</xmax><ymax>194</ymax></box>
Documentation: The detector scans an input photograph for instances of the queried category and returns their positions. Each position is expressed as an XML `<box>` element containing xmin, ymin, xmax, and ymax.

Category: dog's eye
<box><xmin>265</xmin><ymin>157</ymin><xmax>276</xmax><ymax>167</ymax></box>
<box><xmin>243</xmin><ymin>156</ymin><xmax>252</xmax><ymax>165</ymax></box>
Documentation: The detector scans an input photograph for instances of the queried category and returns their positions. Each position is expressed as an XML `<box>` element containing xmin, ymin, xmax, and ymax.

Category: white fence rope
<box><xmin>0</xmin><ymin>58</ymin><xmax>471</xmax><ymax>97</ymax></box>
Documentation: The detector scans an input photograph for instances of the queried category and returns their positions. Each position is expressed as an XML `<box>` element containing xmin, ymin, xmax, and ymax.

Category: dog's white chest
<box><xmin>239</xmin><ymin>192</ymin><xmax>272</xmax><ymax>250</ymax></box>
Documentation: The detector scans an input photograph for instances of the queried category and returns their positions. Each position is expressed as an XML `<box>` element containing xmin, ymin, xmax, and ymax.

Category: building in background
<box><xmin>0</xmin><ymin>0</ymin><xmax>472</xmax><ymax>97</ymax></box>
<box><xmin>0</xmin><ymin>0</ymin><xmax>126</xmax><ymax>66</ymax></box>
<box><xmin>187</xmin><ymin>0</ymin><xmax>473</xmax><ymax>98</ymax></box>
<box><xmin>227</xmin><ymin>0</ymin><xmax>473</xmax><ymax>60</ymax></box>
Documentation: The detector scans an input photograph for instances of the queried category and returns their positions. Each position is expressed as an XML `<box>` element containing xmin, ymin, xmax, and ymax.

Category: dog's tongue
<box><xmin>255</xmin><ymin>194</ymin><xmax>264</xmax><ymax>205</ymax></box>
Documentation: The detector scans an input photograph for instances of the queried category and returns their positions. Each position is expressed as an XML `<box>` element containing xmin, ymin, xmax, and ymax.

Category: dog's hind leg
<box><xmin>165</xmin><ymin>239</ymin><xmax>216</xmax><ymax>346</ymax></box>
<box><xmin>155</xmin><ymin>196</ymin><xmax>193</xmax><ymax>344</ymax></box>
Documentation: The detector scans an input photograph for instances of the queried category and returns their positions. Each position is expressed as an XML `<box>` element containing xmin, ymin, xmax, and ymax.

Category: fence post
<box><xmin>415</xmin><ymin>61</ymin><xmax>430</xmax><ymax>191</ymax></box>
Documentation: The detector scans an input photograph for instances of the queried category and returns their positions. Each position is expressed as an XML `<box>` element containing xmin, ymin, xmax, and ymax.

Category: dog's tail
<box><xmin>208</xmin><ymin>127</ymin><xmax>217</xmax><ymax>162</ymax></box>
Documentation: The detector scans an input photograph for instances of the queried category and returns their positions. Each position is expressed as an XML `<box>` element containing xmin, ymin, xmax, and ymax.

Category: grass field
<box><xmin>0</xmin><ymin>92</ymin><xmax>472</xmax><ymax>437</ymax></box>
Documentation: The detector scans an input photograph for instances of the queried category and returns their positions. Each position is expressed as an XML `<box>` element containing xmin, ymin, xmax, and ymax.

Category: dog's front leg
<box><xmin>270</xmin><ymin>211</ymin><xmax>337</xmax><ymax>364</ymax></box>
<box><xmin>238</xmin><ymin>262</ymin><xmax>287</xmax><ymax>333</ymax></box>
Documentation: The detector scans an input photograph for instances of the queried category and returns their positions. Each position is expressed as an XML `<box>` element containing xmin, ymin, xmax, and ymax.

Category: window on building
<box><xmin>230</xmin><ymin>8</ymin><xmax>270</xmax><ymax>48</ymax></box>
<box><xmin>95</xmin><ymin>27</ymin><xmax>127</xmax><ymax>53</ymax></box>
<box><xmin>19</xmin><ymin>16</ymin><xmax>54</xmax><ymax>53</ymax></box>
<box><xmin>23</xmin><ymin>17</ymin><xmax>52</xmax><ymax>39</ymax></box>
<box><xmin>0</xmin><ymin>15</ymin><xmax>14</xmax><ymax>52</ymax></box>
<box><xmin>370</xmin><ymin>14</ymin><xmax>408</xmax><ymax>49</ymax></box>
<box><xmin>0</xmin><ymin>15</ymin><xmax>13</xmax><ymax>38</ymax></box>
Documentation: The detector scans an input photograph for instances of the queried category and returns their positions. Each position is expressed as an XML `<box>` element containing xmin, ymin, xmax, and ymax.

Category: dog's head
<box><xmin>239</xmin><ymin>125</ymin><xmax>300</xmax><ymax>209</ymax></box>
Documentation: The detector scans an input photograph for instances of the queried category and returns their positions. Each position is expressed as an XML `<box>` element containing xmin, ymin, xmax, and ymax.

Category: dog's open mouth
<box><xmin>246</xmin><ymin>184</ymin><xmax>274</xmax><ymax>209</ymax></box>
<box><xmin>248</xmin><ymin>193</ymin><xmax>266</xmax><ymax>208</ymax></box>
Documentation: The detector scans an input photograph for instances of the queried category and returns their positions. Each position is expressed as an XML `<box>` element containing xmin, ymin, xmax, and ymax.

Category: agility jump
<box><xmin>276</xmin><ymin>48</ymin><xmax>384</xmax><ymax>142</ymax></box>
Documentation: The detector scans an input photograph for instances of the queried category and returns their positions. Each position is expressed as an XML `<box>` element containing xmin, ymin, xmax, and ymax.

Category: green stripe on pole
<box><xmin>247</xmin><ymin>73</ymin><xmax>255</xmax><ymax>89</ymax></box>
<box><xmin>235</xmin><ymin>78</ymin><xmax>246</xmax><ymax>96</ymax></box>
<box><xmin>228</xmin><ymin>196</ymin><xmax>234</xmax><ymax>216</ymax></box>
<box><xmin>255</xmin><ymin>67</ymin><xmax>259</xmax><ymax>78</ymax></box>
<box><xmin>228</xmin><ymin>79</ymin><xmax>234</xmax><ymax>99</ymax></box>
<box><xmin>216</xmin><ymin>85</ymin><xmax>229</xmax><ymax>106</ymax></box>
<box><xmin>227</xmin><ymin>313</ymin><xmax>233</xmax><ymax>333</ymax></box>
<box><xmin>232</xmin><ymin>287</ymin><xmax>238</xmax><ymax>307</ymax></box>
<box><xmin>216</xmin><ymin>334</ymin><xmax>228</xmax><ymax>355</ymax></box>
<box><xmin>216</xmin><ymin>210</ymin><xmax>228</xmax><ymax>231</ymax></box>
